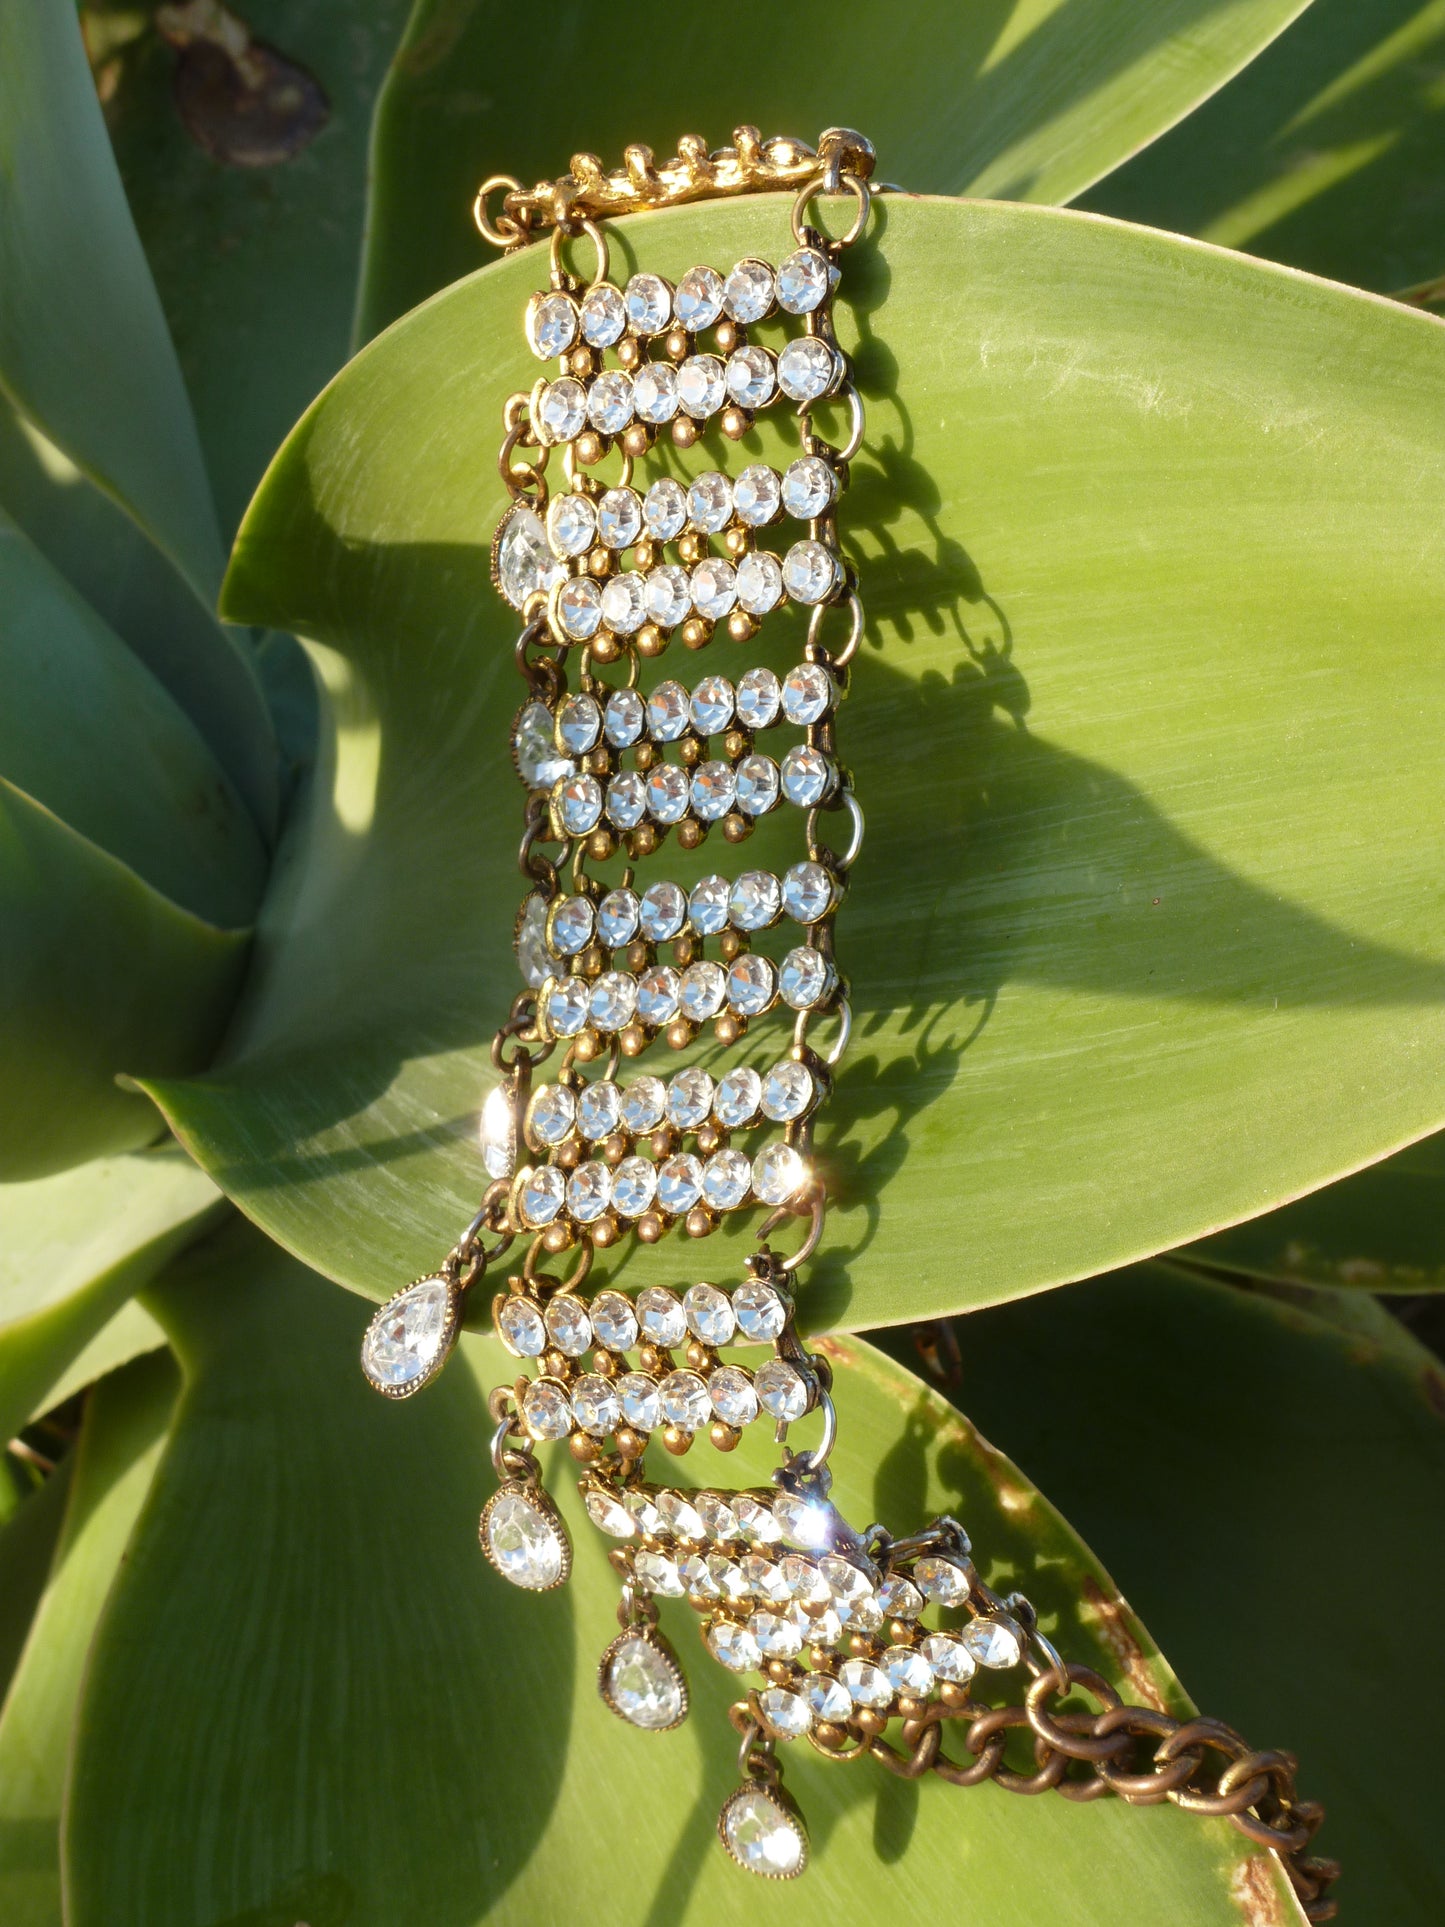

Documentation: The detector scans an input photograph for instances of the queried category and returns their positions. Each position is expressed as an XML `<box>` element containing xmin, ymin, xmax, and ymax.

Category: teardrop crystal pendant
<box><xmin>479</xmin><ymin>1481</ymin><xmax>572</xmax><ymax>1591</ymax></box>
<box><xmin>597</xmin><ymin>1628</ymin><xmax>689</xmax><ymax>1732</ymax></box>
<box><xmin>717</xmin><ymin>1782</ymin><xmax>809</xmax><ymax>1879</ymax></box>
<box><xmin>359</xmin><ymin>1276</ymin><xmax>460</xmax><ymax>1399</ymax></box>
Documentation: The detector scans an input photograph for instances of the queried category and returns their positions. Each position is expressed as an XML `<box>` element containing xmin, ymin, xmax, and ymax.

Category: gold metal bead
<box><xmin>853</xmin><ymin>1707</ymin><xmax>888</xmax><ymax>1737</ymax></box>
<box><xmin>672</xmin><ymin>934</ymin><xmax>697</xmax><ymax>967</ymax></box>
<box><xmin>627</xmin><ymin>823</ymin><xmax>659</xmax><ymax>858</ymax></box>
<box><xmin>685</xmin><ymin>1340</ymin><xmax>712</xmax><ymax>1372</ymax></box>
<box><xmin>714</xmin><ymin>1012</ymin><xmax>744</xmax><ymax>1048</ymax></box>
<box><xmin>619</xmin><ymin>1022</ymin><xmax>648</xmax><ymax>1057</ymax></box>
<box><xmin>765</xmin><ymin>1659</ymin><xmax>794</xmax><ymax>1684</ymax></box>
<box><xmin>664</xmin><ymin>326</ymin><xmax>689</xmax><ymax>360</ymax></box>
<box><xmin>807</xmin><ymin>1646</ymin><xmax>835</xmax><ymax>1671</ymax></box>
<box><xmin>593</xmin><ymin>1349</ymin><xmax>621</xmax><ymax>1377</ymax></box>
<box><xmin>634</xmin><ymin>539</ymin><xmax>658</xmax><ymax>571</ymax></box>
<box><xmin>677</xmin><ymin>531</ymin><xmax>704</xmax><ymax>565</ymax></box>
<box><xmin>676</xmin><ymin>820</ymin><xmax>703</xmax><ymax>851</ymax></box>
<box><xmin>590</xmin><ymin>631</ymin><xmax>621</xmax><ymax>665</ymax></box>
<box><xmin>726</xmin><ymin>610</ymin><xmax>759</xmax><ymax>643</ymax></box>
<box><xmin>586</xmin><ymin>545</ymin><xmax>612</xmax><ymax>576</ymax></box>
<box><xmin>714</xmin><ymin>319</ymin><xmax>740</xmax><ymax>353</ymax></box>
<box><xmin>555</xmin><ymin>1139</ymin><xmax>583</xmax><ymax>1167</ymax></box>
<box><xmin>542</xmin><ymin>1223</ymin><xmax>573</xmax><ymax>1253</ymax></box>
<box><xmin>576</xmin><ymin>430</ymin><xmax>605</xmax><ymax>466</ymax></box>
<box><xmin>678</xmin><ymin>736</ymin><xmax>703</xmax><ymax>767</ymax></box>
<box><xmin>635</xmin><ymin>624</ymin><xmax>666</xmax><ymax>658</ymax></box>
<box><xmin>813</xmin><ymin>1721</ymin><xmax>847</xmax><ymax>1750</ymax></box>
<box><xmin>723</xmin><ymin>527</ymin><xmax>751</xmax><ymax>558</ymax></box>
<box><xmin>671</xmin><ymin>416</ymin><xmax>699</xmax><ymax>449</ymax></box>
<box><xmin>695</xmin><ymin>1122</ymin><xmax>723</xmax><ymax>1156</ymax></box>
<box><xmin>681</xmin><ymin>617</ymin><xmax>713</xmax><ymax>650</ymax></box>
<box><xmin>662</xmin><ymin>1424</ymin><xmax>692</xmax><ymax>1456</ymax></box>
<box><xmin>569</xmin><ymin>1433</ymin><xmax>602</xmax><ymax>1463</ymax></box>
<box><xmin>708</xmin><ymin>1420</ymin><xmax>741</xmax><ymax>1453</ymax></box>
<box><xmin>684</xmin><ymin>1206</ymin><xmax>715</xmax><ymax>1239</ymax></box>
<box><xmin>543</xmin><ymin>1348</ymin><xmax>569</xmax><ymax>1378</ymax></box>
<box><xmin>847</xmin><ymin>1632</ymin><xmax>874</xmax><ymax>1656</ymax></box>
<box><xmin>939</xmin><ymin>1680</ymin><xmax>971</xmax><ymax>1709</ymax></box>
<box><xmin>587</xmin><ymin>828</ymin><xmax>615</xmax><ymax>862</ymax></box>
<box><xmin>636</xmin><ymin>1212</ymin><xmax>665</xmax><ymax>1244</ymax></box>
<box><xmin>897</xmin><ymin>1695</ymin><xmax>928</xmax><ymax>1720</ymax></box>
<box><xmin>717</xmin><ymin>929</ymin><xmax>743</xmax><ymax>962</ymax></box>
<box><xmin>590</xmin><ymin>1215</ymin><xmax>620</xmax><ymax>1248</ymax></box>
<box><xmin>583</xmin><ymin>747</ymin><xmax>610</xmax><ymax>775</ymax></box>
<box><xmin>633</xmin><ymin>741</ymin><xmax>656</xmax><ymax>771</ymax></box>
<box><xmin>665</xmin><ymin>1017</ymin><xmax>695</xmax><ymax>1050</ymax></box>
<box><xmin>637</xmin><ymin>1343</ymin><xmax>666</xmax><ymax>1375</ymax></box>
<box><xmin>649</xmin><ymin>1124</ymin><xmax>679</xmax><ymax>1159</ymax></box>
<box><xmin>607</xmin><ymin>1546</ymin><xmax>631</xmax><ymax>1576</ymax></box>
<box><xmin>616</xmin><ymin>336</ymin><xmax>643</xmax><ymax>370</ymax></box>
<box><xmin>621</xmin><ymin>423</ymin><xmax>650</xmax><ymax>459</ymax></box>
<box><xmin>578</xmin><ymin>943</ymin><xmax>606</xmax><ymax>975</ymax></box>
<box><xmin>571</xmin><ymin>1034</ymin><xmax>601</xmax><ymax>1065</ymax></box>
<box><xmin>721</xmin><ymin>813</ymin><xmax>751</xmax><ymax>844</ymax></box>
<box><xmin>720</xmin><ymin>405</ymin><xmax>751</xmax><ymax>441</ymax></box>
<box><xmin>625</xmin><ymin>938</ymin><xmax>650</xmax><ymax>972</ymax></box>
<box><xmin>601</xmin><ymin>1132</ymin><xmax>629</xmax><ymax>1165</ymax></box>
<box><xmin>567</xmin><ymin>345</ymin><xmax>595</xmax><ymax>379</ymax></box>
<box><xmin>615</xmin><ymin>1427</ymin><xmax>646</xmax><ymax>1461</ymax></box>
<box><xmin>722</xmin><ymin>727</ymin><xmax>750</xmax><ymax>759</ymax></box>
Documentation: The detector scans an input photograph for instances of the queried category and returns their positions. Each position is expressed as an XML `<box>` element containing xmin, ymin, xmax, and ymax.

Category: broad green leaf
<box><xmin>0</xmin><ymin>1</ymin><xmax>277</xmax><ymax>833</ymax></box>
<box><xmin>915</xmin><ymin>1264</ymin><xmax>1445</xmax><ymax>1924</ymax></box>
<box><xmin>0</xmin><ymin>1147</ymin><xmax>221</xmax><ymax>1445</ymax></box>
<box><xmin>160</xmin><ymin>196</ymin><xmax>1445</xmax><ymax>1330</ymax></box>
<box><xmin>31</xmin><ymin>1301</ymin><xmax>169</xmax><ymax>1424</ymax></box>
<box><xmin>62</xmin><ymin>1225</ymin><xmax>1295</xmax><ymax>1924</ymax></box>
<box><xmin>0</xmin><ymin>511</ymin><xmax>267</xmax><ymax>929</ymax></box>
<box><xmin>358</xmin><ymin>0</ymin><xmax>1313</xmax><ymax>336</ymax></box>
<box><xmin>0</xmin><ymin>1463</ymin><xmax>71</xmax><ymax>1709</ymax></box>
<box><xmin>0</xmin><ymin>1351</ymin><xmax>177</xmax><ymax>1927</ymax></box>
<box><xmin>1083</xmin><ymin>0</ymin><xmax>1445</xmax><ymax>294</ymax></box>
<box><xmin>90</xmin><ymin>0</ymin><xmax>413</xmax><ymax>536</ymax></box>
<box><xmin>1184</xmin><ymin>1130</ymin><xmax>1445</xmax><ymax>1290</ymax></box>
<box><xmin>0</xmin><ymin>782</ymin><xmax>250</xmax><ymax>1180</ymax></box>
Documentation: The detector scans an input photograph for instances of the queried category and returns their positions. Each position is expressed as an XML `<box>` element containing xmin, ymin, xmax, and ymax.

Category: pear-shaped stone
<box><xmin>360</xmin><ymin>1278</ymin><xmax>454</xmax><ymax>1395</ymax></box>
<box><xmin>717</xmin><ymin>1785</ymin><xmax>808</xmax><ymax>1879</ymax></box>
<box><xmin>480</xmin><ymin>1484</ymin><xmax>570</xmax><ymax>1590</ymax></box>
<box><xmin>600</xmin><ymin>1632</ymin><xmax>687</xmax><ymax>1731</ymax></box>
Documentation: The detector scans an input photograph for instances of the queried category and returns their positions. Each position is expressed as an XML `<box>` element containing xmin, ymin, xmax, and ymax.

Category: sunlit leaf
<box><xmin>0</xmin><ymin>1463</ymin><xmax>70</xmax><ymax>1710</ymax></box>
<box><xmin>30</xmin><ymin>1301</ymin><xmax>169</xmax><ymax>1425</ymax></box>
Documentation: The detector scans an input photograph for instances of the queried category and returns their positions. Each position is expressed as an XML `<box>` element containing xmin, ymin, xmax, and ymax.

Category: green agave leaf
<box><xmin>0</xmin><ymin>1462</ymin><xmax>71</xmax><ymax>1710</ymax></box>
<box><xmin>358</xmin><ymin>0</ymin><xmax>1312</xmax><ymax>336</ymax></box>
<box><xmin>0</xmin><ymin>782</ymin><xmax>251</xmax><ymax>1180</ymax></box>
<box><xmin>0</xmin><ymin>1351</ymin><xmax>178</xmax><ymax>1927</ymax></box>
<box><xmin>161</xmin><ymin>195</ymin><xmax>1445</xmax><ymax>1329</ymax></box>
<box><xmin>1083</xmin><ymin>0</ymin><xmax>1445</xmax><ymax>294</ymax></box>
<box><xmin>0</xmin><ymin>1</ymin><xmax>276</xmax><ymax>834</ymax></box>
<box><xmin>31</xmin><ymin>1301</ymin><xmax>169</xmax><ymax>1424</ymax></box>
<box><xmin>911</xmin><ymin>1263</ymin><xmax>1445</xmax><ymax>1923</ymax></box>
<box><xmin>62</xmin><ymin>1224</ymin><xmax>1296</xmax><ymax>1924</ymax></box>
<box><xmin>0</xmin><ymin>1146</ymin><xmax>221</xmax><ymax>1445</ymax></box>
<box><xmin>0</xmin><ymin>510</ymin><xmax>267</xmax><ymax>929</ymax></box>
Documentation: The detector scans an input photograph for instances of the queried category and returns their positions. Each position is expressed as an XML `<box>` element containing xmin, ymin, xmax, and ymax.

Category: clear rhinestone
<box><xmin>543</xmin><ymin>975</ymin><xmax>589</xmax><ymax>1038</ymax></box>
<box><xmin>580</xmin><ymin>282</ymin><xmax>627</xmax><ymax>347</ymax></box>
<box><xmin>597</xmin><ymin>888</ymin><xmax>641</xmax><ymax>949</ymax></box>
<box><xmin>708</xmin><ymin>1619</ymin><xmax>762</xmax><ymax>1672</ymax></box>
<box><xmin>638</xmin><ymin>1286</ymin><xmax>687</xmax><ymax>1348</ymax></box>
<box><xmin>728</xmin><ymin>871</ymin><xmax>780</xmax><ymax>931</ymax></box>
<box><xmin>605</xmin><ymin>1633</ymin><xmax>684</xmax><ymax>1729</ymax></box>
<box><xmin>480</xmin><ymin>1083</ymin><xmax>517</xmax><ymax>1179</ymax></box>
<box><xmin>667</xmin><ymin>1067</ymin><xmax>716</xmax><ymax>1130</ymax></box>
<box><xmin>588</xmin><ymin>971</ymin><xmax>638</xmax><ymax>1033</ymax></box>
<box><xmin>521</xmin><ymin>1377</ymin><xmax>572</xmax><ymax>1440</ymax></box>
<box><xmin>782</xmin><ymin>860</ymin><xmax>835</xmax><ymax>923</ymax></box>
<box><xmin>736</xmin><ymin>550</ymin><xmax>783</xmax><ymax>615</ymax></box>
<box><xmin>707</xmin><ymin>1554</ymin><xmax>751</xmax><ymax>1603</ymax></box>
<box><xmin>611</xmin><ymin>1156</ymin><xmax>658</xmax><ymax>1220</ymax></box>
<box><xmin>691</xmin><ymin>557</ymin><xmax>737</xmax><ymax>619</ymax></box>
<box><xmin>546</xmin><ymin>490</ymin><xmax>598</xmax><ymax>559</ymax></box>
<box><xmin>883</xmin><ymin>1644</ymin><xmax>934</xmax><ymax>1696</ymax></box>
<box><xmin>689</xmin><ymin>674</ymin><xmax>735</xmax><ymax>734</ymax></box>
<box><xmin>687</xmin><ymin>471</ymin><xmax>734</xmax><ymax>533</ymax></box>
<box><xmin>691</xmin><ymin>759</ymin><xmax>737</xmax><ymax>820</ymax></box>
<box><xmin>719</xmin><ymin>1786</ymin><xmax>807</xmax><ymax>1878</ymax></box>
<box><xmin>636</xmin><ymin>965</ymin><xmax>680</xmax><ymax>1025</ymax></box>
<box><xmin>556</xmin><ymin>692</ymin><xmax>602</xmax><ymax>755</ymax></box>
<box><xmin>658</xmin><ymin>1489</ymin><xmax>707</xmax><ymax>1541</ymax></box>
<box><xmin>735</xmin><ymin>753</ymin><xmax>779</xmax><ymax>816</ymax></box>
<box><xmin>635</xmin><ymin>1550</ymin><xmax>684</xmax><ymax>1596</ymax></box>
<box><xmin>576</xmin><ymin>1079</ymin><xmax>622</xmax><ymax>1141</ymax></box>
<box><xmin>805</xmin><ymin>1673</ymin><xmax>852</xmax><ymax>1723</ymax></box>
<box><xmin>753</xmin><ymin>1143</ymin><xmax>808</xmax><ymax>1207</ymax></box>
<box><xmin>646</xmin><ymin>680</ymin><xmax>690</xmax><ymax>740</ymax></box>
<box><xmin>519</xmin><ymin>1162</ymin><xmax>567</xmax><ymax>1225</ymax></box>
<box><xmin>726</xmin><ymin>345</ymin><xmax>776</xmax><ymax>409</ymax></box>
<box><xmin>877</xmin><ymin>1574</ymin><xmax>925</xmax><ymax>1621</ymax></box>
<box><xmin>640</xmin><ymin>879</ymin><xmax>688</xmax><ymax>939</ymax></box>
<box><xmin>734</xmin><ymin>1495</ymin><xmax>782</xmax><ymax>1544</ymax></box>
<box><xmin>679</xmin><ymin>961</ymin><xmax>727</xmax><ymax>1022</ymax></box>
<box><xmin>679</xmin><ymin>1552</ymin><xmax>720</xmax><ymax>1599</ymax></box>
<box><xmin>483</xmin><ymin>1489</ymin><xmax>567</xmax><ymax>1589</ymax></box>
<box><xmin>685</xmin><ymin>1282</ymin><xmax>736</xmax><ymax>1344</ymax></box>
<box><xmin>643</xmin><ymin>476</ymin><xmax>688</xmax><ymax>541</ymax></box>
<box><xmin>545</xmin><ymin>1294</ymin><xmax>593</xmax><ymax>1356</ymax></box>
<box><xmin>708</xmin><ymin>1362</ymin><xmax>758</xmax><ymax>1423</ymax></box>
<box><xmin>617</xmin><ymin>1372</ymin><xmax>662</xmax><ymax>1431</ymax></box>
<box><xmin>723</xmin><ymin>258</ymin><xmax>775</xmax><ymax>323</ymax></box>
<box><xmin>780</xmin><ymin>1552</ymin><xmax>829</xmax><ymax>1604</ymax></box>
<box><xmin>528</xmin><ymin>290</ymin><xmax>579</xmax><ymax>357</ymax></box>
<box><xmin>962</xmin><ymin>1614</ymin><xmax>1025</xmax><ymax>1669</ymax></box>
<box><xmin>758</xmin><ymin>1686</ymin><xmax>811</xmax><ymax>1740</ymax></box>
<box><xmin>848</xmin><ymin>1593</ymin><xmax>885</xmax><ymax>1634</ymax></box>
<box><xmin>621</xmin><ymin>1074</ymin><xmax>667</xmax><ymax>1132</ymax></box>
<box><xmin>677</xmin><ymin>353</ymin><xmax>725</xmax><ymax>418</ymax></box>
<box><xmin>675</xmin><ymin>264</ymin><xmax>725</xmax><ymax>330</ymax></box>
<box><xmin>556</xmin><ymin>773</ymin><xmax>603</xmax><ymax>835</ymax></box>
<box><xmin>777</xmin><ymin>246</ymin><xmax>834</xmax><ymax>315</ymax></box>
<box><xmin>914</xmin><ymin>1555</ymin><xmax>973</xmax><ymax>1608</ymax></box>
<box><xmin>513</xmin><ymin>700</ymin><xmax>571</xmax><ymax>790</ymax></box>
<box><xmin>604</xmin><ymin>770</ymin><xmax>645</xmax><ymax>833</ymax></box>
<box><xmin>603</xmin><ymin>689</ymin><xmax>646</xmax><ymax>749</ymax></box>
<box><xmin>646</xmin><ymin>764</ymin><xmax>690</xmax><ymax>823</ymax></box>
<box><xmin>703</xmin><ymin>1149</ymin><xmax>753</xmax><ymax>1211</ymax></box>
<box><xmin>735</xmin><ymin>666</ymin><xmax>781</xmax><ymax>729</ymax></box>
<box><xmin>659</xmin><ymin>1368</ymin><xmax>711</xmax><ymax>1430</ymax></box>
<box><xmin>733</xmin><ymin>464</ymin><xmax>781</xmax><ymax>526</ymax></box>
<box><xmin>626</xmin><ymin>272</ymin><xmax>672</xmax><ymax>335</ymax></box>
<box><xmin>557</xmin><ymin>575</ymin><xmax>604</xmax><ymax>639</ymax></box>
<box><xmin>549</xmin><ymin>895</ymin><xmax>595</xmax><ymax>954</ymax></box>
<box><xmin>840</xmin><ymin>1658</ymin><xmax>893</xmax><ymax>1709</ymax></box>
<box><xmin>821</xmin><ymin>1555</ymin><xmax>875</xmax><ymax>1611</ymax></box>
<box><xmin>780</xmin><ymin>946</ymin><xmax>833</xmax><ymax>1010</ymax></box>
<box><xmin>781</xmin><ymin>454</ymin><xmax>836</xmax><ymax>519</ymax></box>
<box><xmin>687</xmin><ymin>873</ymin><xmax>730</xmax><ymax>935</ymax></box>
<box><xmin>783</xmin><ymin>539</ymin><xmax>840</xmax><ymax>605</ymax></box>
<box><xmin>584</xmin><ymin>1485</ymin><xmax>634</xmax><ymax>1536</ymax></box>
<box><xmin>361</xmin><ymin>1279</ymin><xmax>452</xmax><ymax>1390</ymax></box>
<box><xmin>657</xmin><ymin>1152</ymin><xmax>704</xmax><ymax>1214</ymax></box>
<box><xmin>755</xmin><ymin>1357</ymin><xmax>810</xmax><ymax>1420</ymax></box>
<box><xmin>601</xmin><ymin>573</ymin><xmax>647</xmax><ymax>635</ymax></box>
<box><xmin>714</xmin><ymin>1066</ymin><xmax>762</xmax><ymax>1128</ymax></box>
<box><xmin>624</xmin><ymin>1487</ymin><xmax>662</xmax><ymax>1535</ymax></box>
<box><xmin>750</xmin><ymin>1609</ymin><xmax>803</xmax><ymax>1660</ymax></box>
<box><xmin>761</xmin><ymin>1061</ymin><xmax>814</xmax><ymax>1123</ymax></box>
<box><xmin>497</xmin><ymin>1294</ymin><xmax>546</xmax><ymax>1357</ymax></box>
<box><xmin>566</xmin><ymin>1159</ymin><xmax>613</xmax><ymax>1223</ymax></box>
<box><xmin>796</xmin><ymin>1600</ymin><xmax>843</xmax><ymax>1645</ymax></box>
<box><xmin>781</xmin><ymin>661</ymin><xmax>835</xmax><ymax>724</ymax></box>
<box><xmin>537</xmin><ymin>377</ymin><xmax>587</xmax><ymax>442</ymax></box>
<box><xmin>572</xmin><ymin>1373</ymin><xmax>621</xmax><ymax>1436</ymax></box>
<box><xmin>590</xmin><ymin>1289</ymin><xmax>639</xmax><ymax>1353</ymax></box>
<box><xmin>776</xmin><ymin>1497</ymin><xmax>834</xmax><ymax>1553</ymax></box>
<box><xmin>588</xmin><ymin>369</ymin><xmax>634</xmax><ymax>435</ymax></box>
<box><xmin>777</xmin><ymin>337</ymin><xmax>838</xmax><ymax>403</ymax></box>
<box><xmin>922</xmin><ymin>1633</ymin><xmax>977</xmax><ymax>1683</ymax></box>
<box><xmin>727</xmin><ymin>953</ymin><xmax>777</xmax><ymax>1017</ymax></box>
<box><xmin>597</xmin><ymin>486</ymin><xmax>643</xmax><ymax>549</ymax></box>
<box><xmin>780</xmin><ymin>745</ymin><xmax>835</xmax><ymax>807</ymax></box>
<box><xmin>498</xmin><ymin>507</ymin><xmax>567</xmax><ymax>611</ymax></box>
<box><xmin>733</xmin><ymin>1278</ymin><xmax>787</xmax><ymax>1341</ymax></box>
<box><xmin>645</xmin><ymin>565</ymin><xmax>692</xmax><ymax>628</ymax></box>
<box><xmin>633</xmin><ymin>360</ymin><xmax>679</xmax><ymax>423</ymax></box>
<box><xmin>699</xmin><ymin>1493</ymin><xmax>740</xmax><ymax>1541</ymax></box>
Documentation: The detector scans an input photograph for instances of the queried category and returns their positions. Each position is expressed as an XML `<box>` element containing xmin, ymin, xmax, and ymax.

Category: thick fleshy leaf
<box><xmin>1084</xmin><ymin>0</ymin><xmax>1445</xmax><ymax>294</ymax></box>
<box><xmin>0</xmin><ymin>510</ymin><xmax>266</xmax><ymax>928</ymax></box>
<box><xmin>902</xmin><ymin>1264</ymin><xmax>1445</xmax><ymax>1924</ymax></box>
<box><xmin>0</xmin><ymin>1</ymin><xmax>276</xmax><ymax>832</ymax></box>
<box><xmin>63</xmin><ymin>1227</ymin><xmax>1296</xmax><ymax>1923</ymax></box>
<box><xmin>160</xmin><ymin>196</ymin><xmax>1445</xmax><ymax>1330</ymax></box>
<box><xmin>31</xmin><ymin>1301</ymin><xmax>169</xmax><ymax>1423</ymax></box>
<box><xmin>0</xmin><ymin>783</ymin><xmax>250</xmax><ymax>1179</ymax></box>
<box><xmin>0</xmin><ymin>1147</ymin><xmax>221</xmax><ymax>1444</ymax></box>
<box><xmin>0</xmin><ymin>1351</ymin><xmax>177</xmax><ymax>1927</ymax></box>
<box><xmin>358</xmin><ymin>0</ymin><xmax>1313</xmax><ymax>335</ymax></box>
<box><xmin>0</xmin><ymin>1463</ymin><xmax>71</xmax><ymax>1709</ymax></box>
<box><xmin>91</xmin><ymin>0</ymin><xmax>412</xmax><ymax>536</ymax></box>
